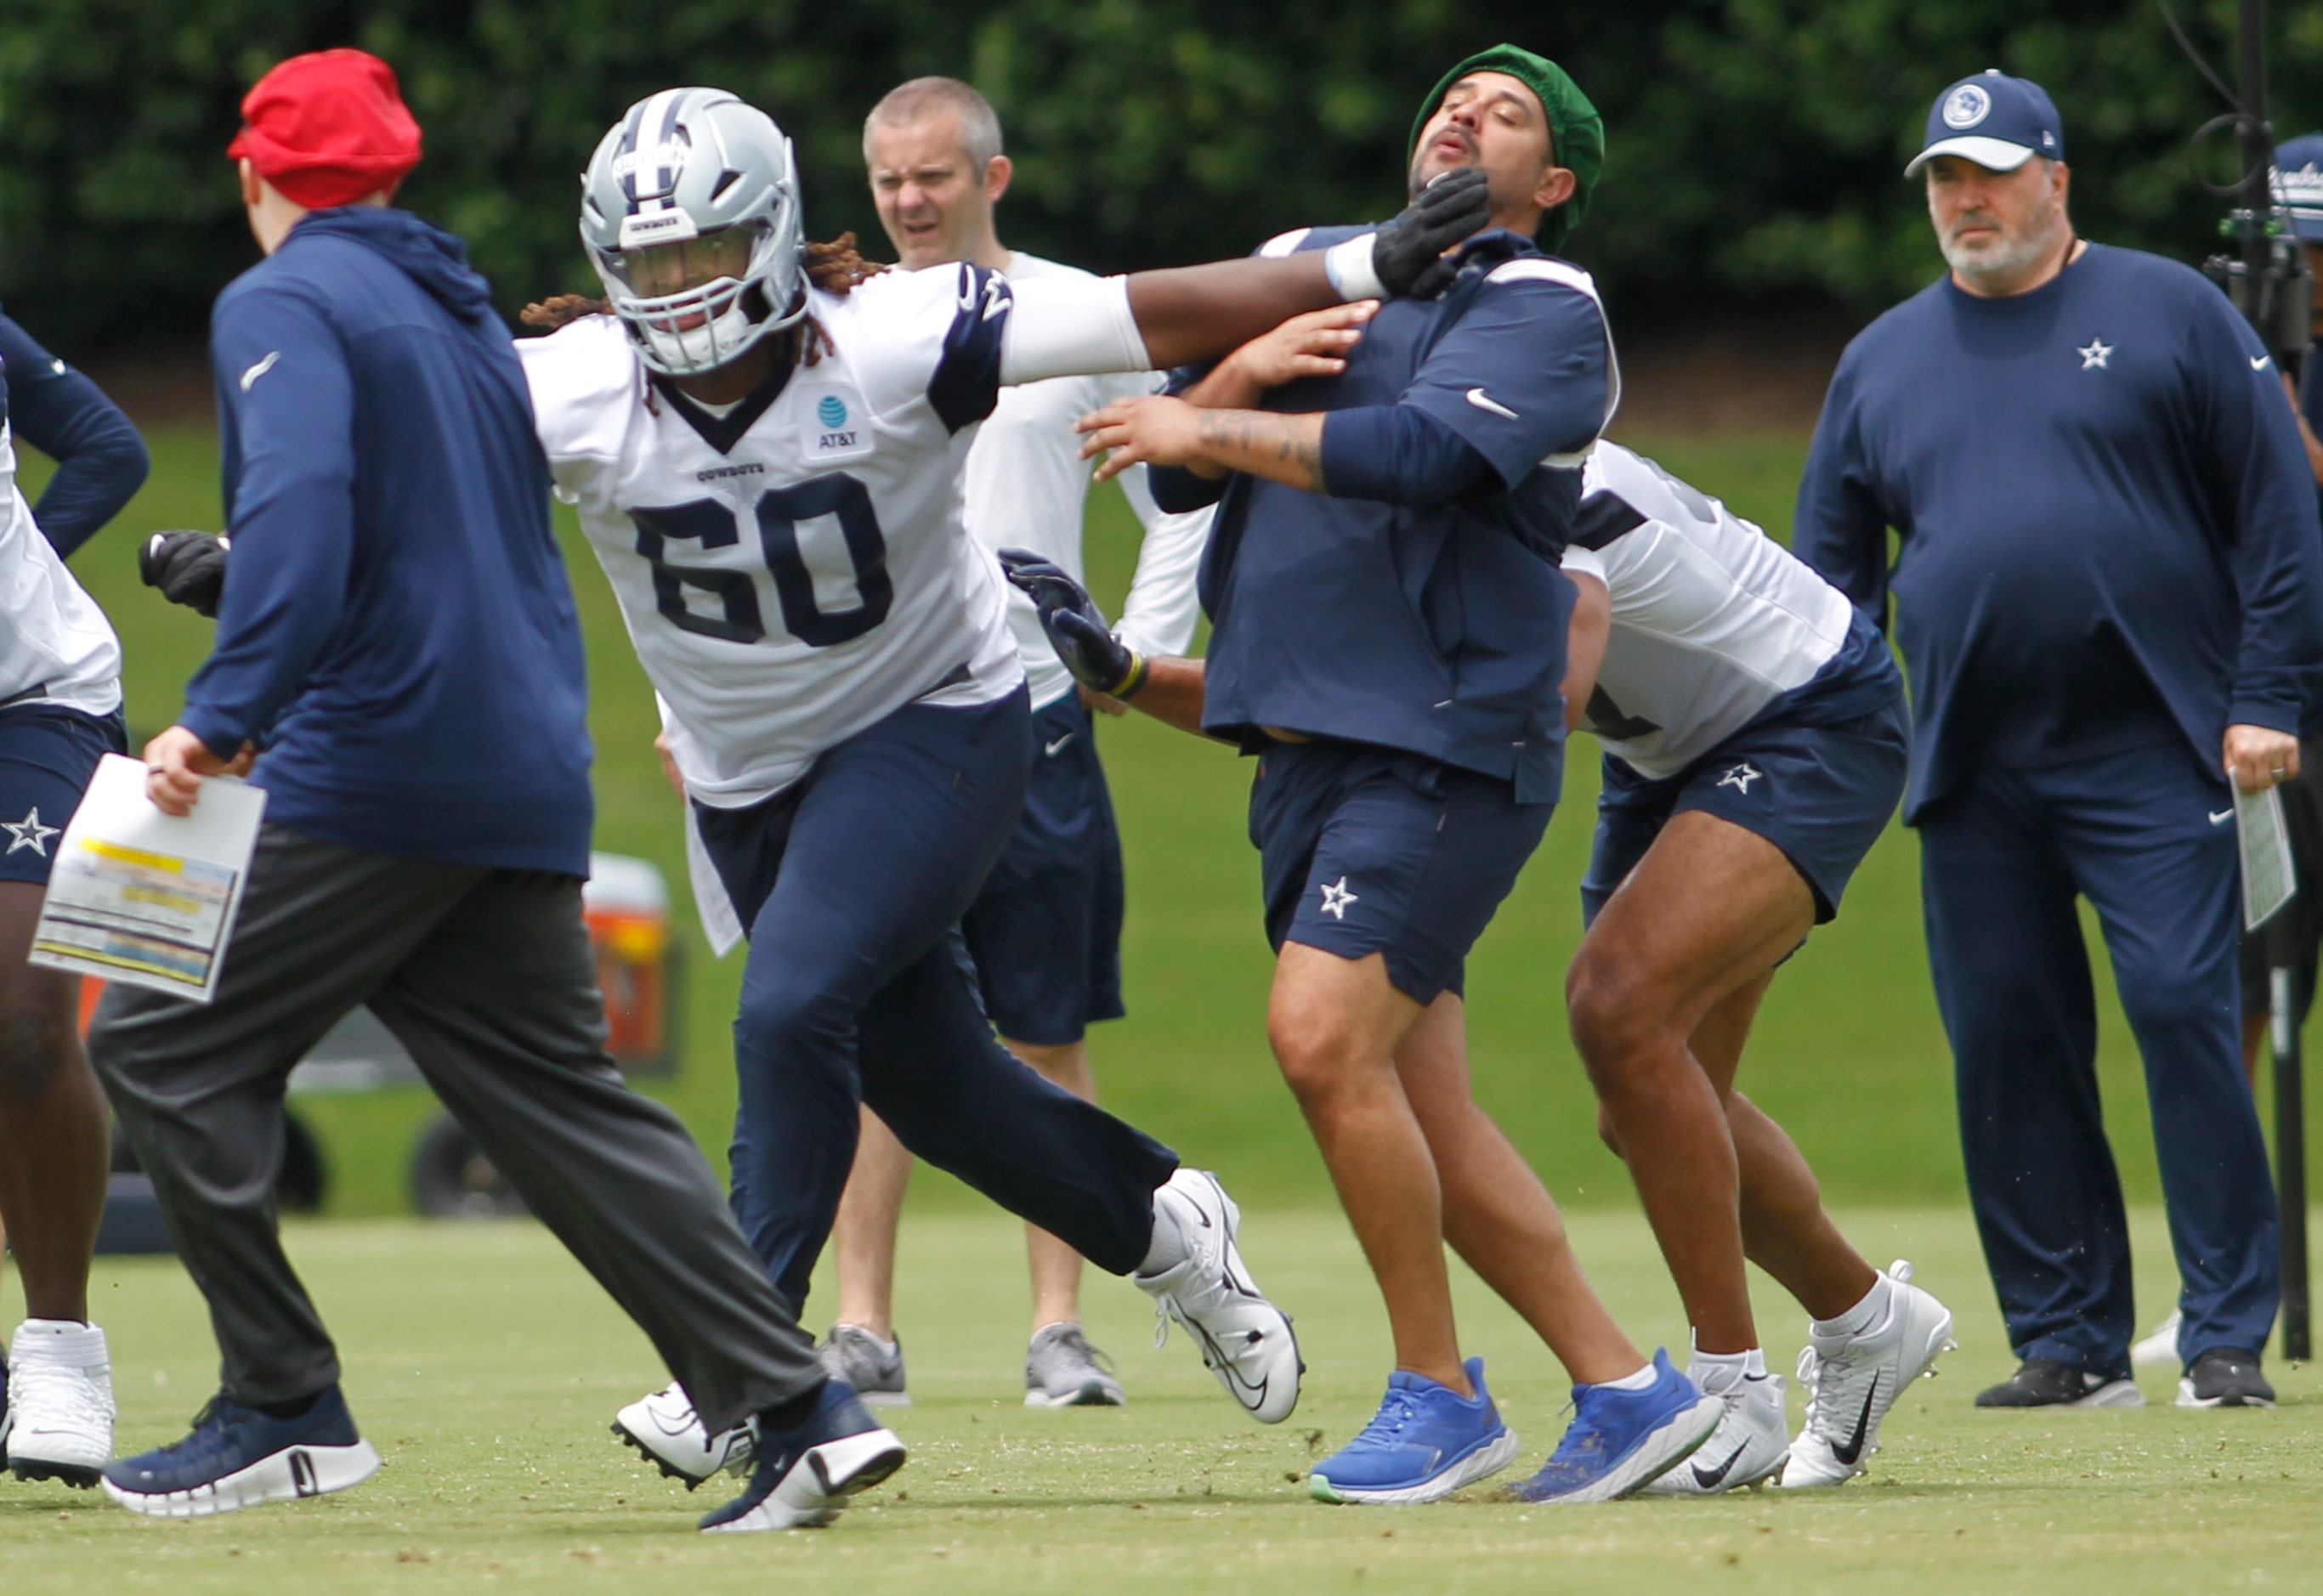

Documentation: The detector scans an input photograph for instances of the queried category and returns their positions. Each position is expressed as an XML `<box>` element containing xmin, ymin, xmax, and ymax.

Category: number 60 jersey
<box><xmin>519</xmin><ymin>263</ymin><xmax>1112</xmax><ymax>809</ymax></box>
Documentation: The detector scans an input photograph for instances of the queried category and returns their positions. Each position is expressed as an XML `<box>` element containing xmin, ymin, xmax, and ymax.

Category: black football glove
<box><xmin>139</xmin><ymin>530</ymin><xmax>229</xmax><ymax>619</ymax></box>
<box><xmin>1369</xmin><ymin>167</ymin><xmax>1493</xmax><ymax>298</ymax></box>
<box><xmin>996</xmin><ymin>548</ymin><xmax>1150</xmax><ymax>699</ymax></box>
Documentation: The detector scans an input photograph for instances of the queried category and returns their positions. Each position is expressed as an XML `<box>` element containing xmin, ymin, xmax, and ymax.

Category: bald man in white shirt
<box><xmin>820</xmin><ymin>75</ymin><xmax>1211</xmax><ymax>1409</ymax></box>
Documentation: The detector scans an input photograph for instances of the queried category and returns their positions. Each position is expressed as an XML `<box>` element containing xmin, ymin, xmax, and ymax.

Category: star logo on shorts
<box><xmin>2077</xmin><ymin>337</ymin><xmax>2114</xmax><ymax>371</ymax></box>
<box><xmin>1318</xmin><ymin>876</ymin><xmax>1358</xmax><ymax>920</ymax></box>
<box><xmin>3</xmin><ymin>806</ymin><xmax>58</xmax><ymax>857</ymax></box>
<box><xmin>1717</xmin><ymin>762</ymin><xmax>1762</xmax><ymax>795</ymax></box>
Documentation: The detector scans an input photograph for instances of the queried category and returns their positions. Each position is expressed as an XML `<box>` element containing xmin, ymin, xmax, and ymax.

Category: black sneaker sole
<box><xmin>10</xmin><ymin>1457</ymin><xmax>100</xmax><ymax>1488</ymax></box>
<box><xmin>610</xmin><ymin>1420</ymin><xmax>712</xmax><ymax>1491</ymax></box>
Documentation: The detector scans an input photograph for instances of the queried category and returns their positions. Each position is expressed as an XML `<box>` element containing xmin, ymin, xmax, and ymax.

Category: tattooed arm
<box><xmin>1076</xmin><ymin>394</ymin><xmax>1326</xmax><ymax>491</ymax></box>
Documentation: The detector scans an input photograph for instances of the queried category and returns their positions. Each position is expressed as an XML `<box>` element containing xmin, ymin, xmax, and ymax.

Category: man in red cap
<box><xmin>91</xmin><ymin>50</ymin><xmax>879</xmax><ymax>1528</ymax></box>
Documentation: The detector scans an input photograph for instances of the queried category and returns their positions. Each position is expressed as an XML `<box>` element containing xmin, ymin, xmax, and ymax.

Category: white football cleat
<box><xmin>7</xmin><ymin>1320</ymin><xmax>116</xmax><ymax>1487</ymax></box>
<box><xmin>613</xmin><ymin>1381</ymin><xmax>753</xmax><ymax>1489</ymax></box>
<box><xmin>2131</xmin><ymin>1310</ymin><xmax>2183</xmax><ymax>1369</ymax></box>
<box><xmin>1780</xmin><ymin>1260</ymin><xmax>1954</xmax><ymax>1489</ymax></box>
<box><xmin>1640</xmin><ymin>1367</ymin><xmax>1788</xmax><ymax>1495</ymax></box>
<box><xmin>1135</xmin><ymin>1169</ymin><xmax>1302</xmax><ymax>1423</ymax></box>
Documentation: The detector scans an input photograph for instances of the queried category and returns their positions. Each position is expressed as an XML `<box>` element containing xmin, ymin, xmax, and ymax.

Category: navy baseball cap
<box><xmin>2272</xmin><ymin>133</ymin><xmax>2323</xmax><ymax>241</ymax></box>
<box><xmin>1906</xmin><ymin>71</ymin><xmax>2065</xmax><ymax>177</ymax></box>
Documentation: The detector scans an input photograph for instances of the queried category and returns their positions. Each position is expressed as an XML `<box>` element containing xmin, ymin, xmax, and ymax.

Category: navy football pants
<box><xmin>1918</xmin><ymin>742</ymin><xmax>2278</xmax><ymax>1371</ymax></box>
<box><xmin>694</xmin><ymin>686</ymin><xmax>1177</xmax><ymax>1316</ymax></box>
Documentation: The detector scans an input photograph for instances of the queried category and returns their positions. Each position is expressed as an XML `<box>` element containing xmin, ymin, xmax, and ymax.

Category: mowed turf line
<box><xmin>34</xmin><ymin>422</ymin><xmax>2309</xmax><ymax>1226</ymax></box>
<box><xmin>3</xmin><ymin>1207</ymin><xmax>2320</xmax><ymax>1593</ymax></box>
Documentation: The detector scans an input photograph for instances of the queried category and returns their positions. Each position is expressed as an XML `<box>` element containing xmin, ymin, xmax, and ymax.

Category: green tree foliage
<box><xmin>2</xmin><ymin>0</ymin><xmax>2320</xmax><ymax>352</ymax></box>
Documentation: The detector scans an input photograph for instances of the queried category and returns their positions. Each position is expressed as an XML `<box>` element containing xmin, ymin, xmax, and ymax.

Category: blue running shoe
<box><xmin>1308</xmin><ymin>1357</ymin><xmax>1520</xmax><ymax>1504</ymax></box>
<box><xmin>1508</xmin><ymin>1349</ymin><xmax>1722</xmax><ymax>1504</ymax></box>
<box><xmin>102</xmin><ymin>1386</ymin><xmax>379</xmax><ymax>1519</ymax></box>
<box><xmin>700</xmin><ymin>1379</ymin><xmax>907</xmax><ymax>1533</ymax></box>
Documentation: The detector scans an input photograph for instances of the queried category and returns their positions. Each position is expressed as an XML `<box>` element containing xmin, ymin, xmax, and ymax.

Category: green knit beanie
<box><xmin>1408</xmin><ymin>45</ymin><xmax>1604</xmax><ymax>253</ymax></box>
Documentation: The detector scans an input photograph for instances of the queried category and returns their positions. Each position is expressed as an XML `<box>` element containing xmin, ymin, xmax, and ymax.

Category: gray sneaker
<box><xmin>819</xmin><ymin>1325</ymin><xmax>909</xmax><ymax>1408</ymax></box>
<box><xmin>1024</xmin><ymin>1323</ymin><xmax>1126</xmax><ymax>1408</ymax></box>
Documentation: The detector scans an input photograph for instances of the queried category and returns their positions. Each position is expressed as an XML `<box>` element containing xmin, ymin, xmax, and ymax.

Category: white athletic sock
<box><xmin>1595</xmin><ymin>1361</ymin><xmax>1659</xmax><ymax>1392</ymax></box>
<box><xmin>1136</xmin><ymin>1192</ymin><xmax>1191</xmax><ymax>1276</ymax></box>
<box><xmin>1688</xmin><ymin>1347</ymin><xmax>1765</xmax><ymax>1395</ymax></box>
<box><xmin>1812</xmin><ymin>1272</ymin><xmax>1893</xmax><ymax>1339</ymax></box>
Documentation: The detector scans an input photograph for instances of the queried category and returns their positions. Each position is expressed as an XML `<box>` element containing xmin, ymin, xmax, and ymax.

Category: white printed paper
<box><xmin>29</xmin><ymin>753</ymin><xmax>266</xmax><ymax>1002</ymax></box>
<box><xmin>2238</xmin><ymin>782</ymin><xmax>2298</xmax><ymax>932</ymax></box>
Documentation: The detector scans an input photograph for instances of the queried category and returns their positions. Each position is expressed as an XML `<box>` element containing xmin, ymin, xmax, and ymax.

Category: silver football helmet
<box><xmin>580</xmin><ymin>87</ymin><xmax>807</xmax><ymax>376</ymax></box>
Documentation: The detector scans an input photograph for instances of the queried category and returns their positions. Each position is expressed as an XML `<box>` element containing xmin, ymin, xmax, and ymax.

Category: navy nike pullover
<box><xmin>184</xmin><ymin>206</ymin><xmax>593</xmax><ymax>874</ymax></box>
<box><xmin>1794</xmin><ymin>244</ymin><xmax>2323</xmax><ymax>820</ymax></box>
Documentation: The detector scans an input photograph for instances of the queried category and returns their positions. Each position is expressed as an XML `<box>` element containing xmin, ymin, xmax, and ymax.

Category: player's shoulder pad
<box><xmin>517</xmin><ymin>314</ymin><xmax>637</xmax><ymax>464</ymax></box>
<box><xmin>830</xmin><ymin>262</ymin><xmax>1009</xmax><ymax>420</ymax></box>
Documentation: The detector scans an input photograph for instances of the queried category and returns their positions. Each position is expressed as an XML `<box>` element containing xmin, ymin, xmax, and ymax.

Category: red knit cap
<box><xmin>226</xmin><ymin>49</ymin><xmax>422</xmax><ymax>209</ymax></box>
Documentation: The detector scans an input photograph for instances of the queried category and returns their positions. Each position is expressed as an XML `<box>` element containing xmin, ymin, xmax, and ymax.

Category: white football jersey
<box><xmin>521</xmin><ymin>264</ymin><xmax>1052</xmax><ymax>809</ymax></box>
<box><xmin>1561</xmin><ymin>442</ymin><xmax>1852</xmax><ymax>778</ymax></box>
<box><xmin>962</xmin><ymin>252</ymin><xmax>1210</xmax><ymax>710</ymax></box>
<box><xmin>0</xmin><ymin>416</ymin><xmax>121</xmax><ymax>717</ymax></box>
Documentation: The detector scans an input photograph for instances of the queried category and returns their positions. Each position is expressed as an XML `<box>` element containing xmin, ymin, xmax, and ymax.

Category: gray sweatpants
<box><xmin>89</xmin><ymin>823</ymin><xmax>822</xmax><ymax>1434</ymax></box>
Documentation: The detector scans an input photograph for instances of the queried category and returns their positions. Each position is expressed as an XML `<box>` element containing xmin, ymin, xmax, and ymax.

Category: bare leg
<box><xmin>1397</xmin><ymin>993</ymin><xmax>1643</xmax><ymax>1384</ymax></box>
<box><xmin>2241</xmin><ymin>1011</ymin><xmax>2266</xmax><ymax>1095</ymax></box>
<box><xmin>1567</xmin><ymin>812</ymin><xmax>1817</xmax><ymax>1354</ymax></box>
<box><xmin>1010</xmin><ymin>1036</ymin><xmax>1095</xmax><ymax>1334</ymax></box>
<box><xmin>829</xmin><ymin>1105</ymin><xmax>912</xmax><ymax>1340</ymax></box>
<box><xmin>1269</xmin><ymin>943</ymin><xmax>1467</xmax><ymax>1394</ymax></box>
<box><xmin>0</xmin><ymin>883</ymin><xmax>108</xmax><ymax>1324</ymax></box>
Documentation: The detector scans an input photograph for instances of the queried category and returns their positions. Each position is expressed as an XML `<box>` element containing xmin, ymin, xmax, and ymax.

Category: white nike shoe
<box><xmin>1640</xmin><ymin>1368</ymin><xmax>1788</xmax><ymax>1496</ymax></box>
<box><xmin>6</xmin><ymin>1320</ymin><xmax>116</xmax><ymax>1487</ymax></box>
<box><xmin>612</xmin><ymin>1381</ymin><xmax>753</xmax><ymax>1489</ymax></box>
<box><xmin>1780</xmin><ymin>1261</ymin><xmax>1954</xmax><ymax>1489</ymax></box>
<box><xmin>1134</xmin><ymin>1169</ymin><xmax>1302</xmax><ymax>1423</ymax></box>
<box><xmin>2131</xmin><ymin>1310</ymin><xmax>2183</xmax><ymax>1369</ymax></box>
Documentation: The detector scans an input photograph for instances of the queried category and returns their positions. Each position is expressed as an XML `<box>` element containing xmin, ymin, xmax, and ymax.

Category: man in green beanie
<box><xmin>1063</xmin><ymin>48</ymin><xmax>1725</xmax><ymax>1505</ymax></box>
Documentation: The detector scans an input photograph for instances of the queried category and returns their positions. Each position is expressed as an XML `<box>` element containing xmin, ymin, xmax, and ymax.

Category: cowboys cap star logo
<box><xmin>2077</xmin><ymin>337</ymin><xmax>2114</xmax><ymax>371</ymax></box>
<box><xmin>1318</xmin><ymin>877</ymin><xmax>1358</xmax><ymax>920</ymax></box>
<box><xmin>1717</xmin><ymin>762</ymin><xmax>1761</xmax><ymax>795</ymax></box>
<box><xmin>3</xmin><ymin>807</ymin><xmax>58</xmax><ymax>857</ymax></box>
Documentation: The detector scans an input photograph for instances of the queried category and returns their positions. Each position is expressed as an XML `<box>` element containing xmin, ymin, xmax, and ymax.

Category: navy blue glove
<box><xmin>139</xmin><ymin>530</ymin><xmax>229</xmax><ymax>619</ymax></box>
<box><xmin>996</xmin><ymin>548</ymin><xmax>1150</xmax><ymax>699</ymax></box>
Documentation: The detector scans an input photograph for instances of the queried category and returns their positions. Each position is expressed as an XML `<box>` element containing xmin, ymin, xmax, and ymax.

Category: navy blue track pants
<box><xmin>1918</xmin><ymin>741</ymin><xmax>2278</xmax><ymax>1372</ymax></box>
<box><xmin>693</xmin><ymin>686</ymin><xmax>1178</xmax><ymax>1315</ymax></box>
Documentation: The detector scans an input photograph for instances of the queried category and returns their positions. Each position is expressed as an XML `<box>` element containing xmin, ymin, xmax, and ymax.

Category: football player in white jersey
<box><xmin>511</xmin><ymin>88</ymin><xmax>1491</xmax><ymax>1493</ymax></box>
<box><xmin>807</xmin><ymin>76</ymin><xmax>1215</xmax><ymax>1411</ymax></box>
<box><xmin>0</xmin><ymin>394</ymin><xmax>130</xmax><ymax>1489</ymax></box>
<box><xmin>1556</xmin><ymin>444</ymin><xmax>1953</xmax><ymax>1492</ymax></box>
<box><xmin>1006</xmin><ymin>303</ymin><xmax>1954</xmax><ymax>1495</ymax></box>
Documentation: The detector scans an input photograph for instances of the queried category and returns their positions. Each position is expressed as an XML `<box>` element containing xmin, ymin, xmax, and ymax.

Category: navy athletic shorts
<box><xmin>1580</xmin><ymin>694</ymin><xmax>1908</xmax><ymax>927</ymax></box>
<box><xmin>960</xmin><ymin>694</ymin><xmax>1126</xmax><ymax>1046</ymax></box>
<box><xmin>0</xmin><ymin>703</ymin><xmax>124</xmax><ymax>887</ymax></box>
<box><xmin>1249</xmin><ymin>739</ymin><xmax>1552</xmax><ymax>1005</ymax></box>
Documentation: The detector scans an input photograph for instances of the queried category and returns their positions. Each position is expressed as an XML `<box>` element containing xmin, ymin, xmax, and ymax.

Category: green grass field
<box><xmin>5</xmin><ymin>1208</ymin><xmax>2320</xmax><ymax>1593</ymax></box>
<box><xmin>30</xmin><ymin>422</ymin><xmax>2303</xmax><ymax>1220</ymax></box>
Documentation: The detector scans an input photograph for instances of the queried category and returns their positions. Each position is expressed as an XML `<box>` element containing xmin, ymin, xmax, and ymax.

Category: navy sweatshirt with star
<box><xmin>1793</xmin><ymin>243</ymin><xmax>2323</xmax><ymax>820</ymax></box>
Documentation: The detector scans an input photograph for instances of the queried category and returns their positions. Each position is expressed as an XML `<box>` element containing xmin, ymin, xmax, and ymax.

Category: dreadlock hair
<box><xmin>519</xmin><ymin>233</ymin><xmax>889</xmax><ymax>373</ymax></box>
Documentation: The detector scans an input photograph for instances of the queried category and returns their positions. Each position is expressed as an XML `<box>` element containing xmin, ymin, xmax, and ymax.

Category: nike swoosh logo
<box><xmin>1045</xmin><ymin>733</ymin><xmax>1076</xmax><ymax>756</ymax></box>
<box><xmin>1690</xmin><ymin>1437</ymin><xmax>1752</xmax><ymax>1490</ymax></box>
<box><xmin>241</xmin><ymin>350</ymin><xmax>281</xmax><ymax>391</ymax></box>
<box><xmin>1831</xmin><ymin>1372</ymin><xmax>1879</xmax><ymax>1466</ymax></box>
<box><xmin>2211</xmin><ymin>809</ymin><xmax>2235</xmax><ymax>825</ymax></box>
<box><xmin>2253</xmin><ymin>355</ymin><xmax>2275</xmax><ymax>371</ymax></box>
<box><xmin>1465</xmin><ymin>387</ymin><xmax>1519</xmax><ymax>420</ymax></box>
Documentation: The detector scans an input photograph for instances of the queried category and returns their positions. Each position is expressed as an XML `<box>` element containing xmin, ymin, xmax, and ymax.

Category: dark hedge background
<box><xmin>3</xmin><ymin>1</ymin><xmax>2320</xmax><ymax>354</ymax></box>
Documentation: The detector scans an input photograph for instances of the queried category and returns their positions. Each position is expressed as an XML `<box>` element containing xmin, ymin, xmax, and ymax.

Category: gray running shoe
<box><xmin>819</xmin><ymin>1325</ymin><xmax>909</xmax><ymax>1407</ymax></box>
<box><xmin>1024</xmin><ymin>1324</ymin><xmax>1127</xmax><ymax>1408</ymax></box>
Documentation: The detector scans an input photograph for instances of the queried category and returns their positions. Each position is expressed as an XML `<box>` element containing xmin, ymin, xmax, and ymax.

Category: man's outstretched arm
<box><xmin>996</xmin><ymin>549</ymin><xmax>1218</xmax><ymax>740</ymax></box>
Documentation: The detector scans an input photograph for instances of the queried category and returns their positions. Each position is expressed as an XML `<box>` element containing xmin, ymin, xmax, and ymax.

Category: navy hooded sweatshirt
<box><xmin>1794</xmin><ymin>244</ymin><xmax>2323</xmax><ymax>821</ymax></box>
<box><xmin>184</xmin><ymin>207</ymin><xmax>593</xmax><ymax>874</ymax></box>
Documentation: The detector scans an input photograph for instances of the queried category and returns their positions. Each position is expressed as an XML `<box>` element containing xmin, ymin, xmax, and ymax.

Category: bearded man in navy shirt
<box><xmin>1795</xmin><ymin>71</ymin><xmax>2323</xmax><ymax>1411</ymax></box>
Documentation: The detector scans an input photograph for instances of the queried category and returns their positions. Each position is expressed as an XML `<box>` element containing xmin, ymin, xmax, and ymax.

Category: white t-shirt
<box><xmin>0</xmin><ymin>417</ymin><xmax>121</xmax><ymax>717</ymax></box>
<box><xmin>962</xmin><ymin>252</ymin><xmax>1210</xmax><ymax>709</ymax></box>
<box><xmin>1561</xmin><ymin>442</ymin><xmax>1852</xmax><ymax>778</ymax></box>
<box><xmin>518</xmin><ymin>259</ymin><xmax>1158</xmax><ymax>807</ymax></box>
